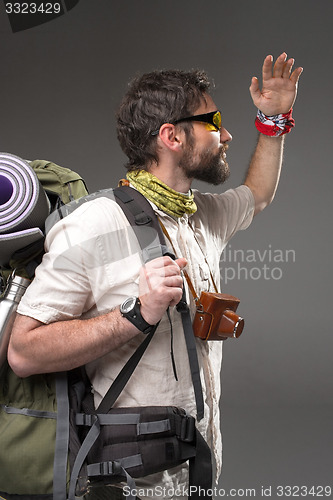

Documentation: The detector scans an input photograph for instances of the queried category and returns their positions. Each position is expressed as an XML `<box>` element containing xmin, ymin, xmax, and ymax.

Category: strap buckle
<box><xmin>75</xmin><ymin>413</ymin><xmax>95</xmax><ymax>427</ymax></box>
<box><xmin>99</xmin><ymin>460</ymin><xmax>122</xmax><ymax>476</ymax></box>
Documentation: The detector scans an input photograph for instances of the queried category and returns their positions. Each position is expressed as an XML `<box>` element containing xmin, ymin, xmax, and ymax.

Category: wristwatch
<box><xmin>120</xmin><ymin>296</ymin><xmax>155</xmax><ymax>334</ymax></box>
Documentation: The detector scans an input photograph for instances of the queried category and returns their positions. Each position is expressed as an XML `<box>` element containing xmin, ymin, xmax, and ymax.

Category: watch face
<box><xmin>121</xmin><ymin>296</ymin><xmax>137</xmax><ymax>314</ymax></box>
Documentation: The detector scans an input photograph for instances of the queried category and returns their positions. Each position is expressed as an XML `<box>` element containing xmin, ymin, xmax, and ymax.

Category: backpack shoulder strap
<box><xmin>94</xmin><ymin>186</ymin><xmax>167</xmax><ymax>413</ymax></box>
<box><xmin>98</xmin><ymin>186</ymin><xmax>204</xmax><ymax>420</ymax></box>
<box><xmin>113</xmin><ymin>185</ymin><xmax>172</xmax><ymax>262</ymax></box>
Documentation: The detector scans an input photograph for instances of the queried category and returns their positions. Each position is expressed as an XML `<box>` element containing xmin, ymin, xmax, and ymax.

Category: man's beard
<box><xmin>179</xmin><ymin>142</ymin><xmax>230</xmax><ymax>186</ymax></box>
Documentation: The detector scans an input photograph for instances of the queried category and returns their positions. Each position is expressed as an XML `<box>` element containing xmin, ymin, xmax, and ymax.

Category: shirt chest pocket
<box><xmin>197</xmin><ymin>262</ymin><xmax>211</xmax><ymax>293</ymax></box>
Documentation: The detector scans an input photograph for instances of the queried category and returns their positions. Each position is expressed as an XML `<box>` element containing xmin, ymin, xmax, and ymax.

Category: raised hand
<box><xmin>249</xmin><ymin>52</ymin><xmax>303</xmax><ymax>116</ymax></box>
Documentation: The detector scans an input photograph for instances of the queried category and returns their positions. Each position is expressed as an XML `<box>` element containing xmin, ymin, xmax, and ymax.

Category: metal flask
<box><xmin>0</xmin><ymin>273</ymin><xmax>30</xmax><ymax>368</ymax></box>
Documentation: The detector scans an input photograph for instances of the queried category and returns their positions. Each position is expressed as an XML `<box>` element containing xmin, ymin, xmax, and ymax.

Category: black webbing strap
<box><xmin>87</xmin><ymin>454</ymin><xmax>143</xmax><ymax>477</ymax></box>
<box><xmin>76</xmin><ymin>412</ymin><xmax>140</xmax><ymax>426</ymax></box>
<box><xmin>68</xmin><ymin>416</ymin><xmax>101</xmax><ymax>500</ymax></box>
<box><xmin>96</xmin><ymin>326</ymin><xmax>157</xmax><ymax>413</ymax></box>
<box><xmin>88</xmin><ymin>462</ymin><xmax>137</xmax><ymax>500</ymax></box>
<box><xmin>53</xmin><ymin>372</ymin><xmax>70</xmax><ymax>500</ymax></box>
<box><xmin>69</xmin><ymin>329</ymin><xmax>158</xmax><ymax>498</ymax></box>
<box><xmin>177</xmin><ymin>289</ymin><xmax>204</xmax><ymax>421</ymax></box>
<box><xmin>188</xmin><ymin>429</ymin><xmax>213</xmax><ymax>499</ymax></box>
<box><xmin>69</xmin><ymin>416</ymin><xmax>136</xmax><ymax>500</ymax></box>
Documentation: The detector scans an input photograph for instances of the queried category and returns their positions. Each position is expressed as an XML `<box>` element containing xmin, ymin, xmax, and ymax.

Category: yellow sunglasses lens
<box><xmin>204</xmin><ymin>123</ymin><xmax>219</xmax><ymax>132</ymax></box>
<box><xmin>204</xmin><ymin>111</ymin><xmax>221</xmax><ymax>132</ymax></box>
<box><xmin>213</xmin><ymin>111</ymin><xmax>221</xmax><ymax>129</ymax></box>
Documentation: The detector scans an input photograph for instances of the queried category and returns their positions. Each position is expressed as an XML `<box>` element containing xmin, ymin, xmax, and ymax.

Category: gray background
<box><xmin>0</xmin><ymin>0</ymin><xmax>332</xmax><ymax>497</ymax></box>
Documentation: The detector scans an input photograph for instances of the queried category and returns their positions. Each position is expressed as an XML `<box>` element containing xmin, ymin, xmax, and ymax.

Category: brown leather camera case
<box><xmin>193</xmin><ymin>291</ymin><xmax>244</xmax><ymax>341</ymax></box>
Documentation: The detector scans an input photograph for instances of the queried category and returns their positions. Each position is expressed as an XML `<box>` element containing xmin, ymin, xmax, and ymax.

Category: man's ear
<box><xmin>158</xmin><ymin>123</ymin><xmax>183</xmax><ymax>152</ymax></box>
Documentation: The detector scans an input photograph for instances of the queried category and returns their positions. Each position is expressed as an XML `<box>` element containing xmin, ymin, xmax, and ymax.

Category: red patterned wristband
<box><xmin>255</xmin><ymin>109</ymin><xmax>295</xmax><ymax>137</ymax></box>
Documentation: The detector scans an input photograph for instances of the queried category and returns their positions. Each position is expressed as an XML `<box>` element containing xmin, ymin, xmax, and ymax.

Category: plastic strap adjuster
<box><xmin>88</xmin><ymin>460</ymin><xmax>129</xmax><ymax>478</ymax></box>
<box><xmin>99</xmin><ymin>460</ymin><xmax>122</xmax><ymax>476</ymax></box>
<box><xmin>75</xmin><ymin>413</ymin><xmax>94</xmax><ymax>427</ymax></box>
<box><xmin>180</xmin><ymin>415</ymin><xmax>195</xmax><ymax>442</ymax></box>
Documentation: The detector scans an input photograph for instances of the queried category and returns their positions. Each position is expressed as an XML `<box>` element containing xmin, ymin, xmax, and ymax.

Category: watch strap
<box><xmin>122</xmin><ymin>297</ymin><xmax>155</xmax><ymax>334</ymax></box>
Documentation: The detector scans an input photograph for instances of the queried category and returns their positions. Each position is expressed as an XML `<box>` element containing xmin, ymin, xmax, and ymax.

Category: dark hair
<box><xmin>116</xmin><ymin>69</ymin><xmax>212</xmax><ymax>170</ymax></box>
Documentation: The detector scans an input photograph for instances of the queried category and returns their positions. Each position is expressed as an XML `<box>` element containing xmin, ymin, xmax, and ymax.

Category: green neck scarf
<box><xmin>126</xmin><ymin>170</ymin><xmax>197</xmax><ymax>218</ymax></box>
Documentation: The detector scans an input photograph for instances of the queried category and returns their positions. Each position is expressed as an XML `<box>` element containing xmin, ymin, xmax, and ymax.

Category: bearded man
<box><xmin>8</xmin><ymin>53</ymin><xmax>303</xmax><ymax>499</ymax></box>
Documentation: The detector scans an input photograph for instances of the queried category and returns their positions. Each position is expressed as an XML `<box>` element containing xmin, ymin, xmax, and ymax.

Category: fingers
<box><xmin>282</xmin><ymin>57</ymin><xmax>294</xmax><ymax>78</ymax></box>
<box><xmin>139</xmin><ymin>255</ymin><xmax>186</xmax><ymax>324</ymax></box>
<box><xmin>143</xmin><ymin>269</ymin><xmax>183</xmax><ymax>293</ymax></box>
<box><xmin>253</xmin><ymin>52</ymin><xmax>301</xmax><ymax>86</ymax></box>
<box><xmin>265</xmin><ymin>52</ymin><xmax>303</xmax><ymax>82</ymax></box>
<box><xmin>142</xmin><ymin>256</ymin><xmax>186</xmax><ymax>279</ymax></box>
<box><xmin>142</xmin><ymin>257</ymin><xmax>185</xmax><ymax>286</ymax></box>
<box><xmin>262</xmin><ymin>54</ymin><xmax>273</xmax><ymax>81</ymax></box>
<box><xmin>290</xmin><ymin>66</ymin><xmax>304</xmax><ymax>84</ymax></box>
<box><xmin>143</xmin><ymin>255</ymin><xmax>186</xmax><ymax>270</ymax></box>
<box><xmin>139</xmin><ymin>255</ymin><xmax>187</xmax><ymax>312</ymax></box>
<box><xmin>175</xmin><ymin>257</ymin><xmax>187</xmax><ymax>270</ymax></box>
<box><xmin>249</xmin><ymin>76</ymin><xmax>260</xmax><ymax>102</ymax></box>
<box><xmin>272</xmin><ymin>52</ymin><xmax>288</xmax><ymax>78</ymax></box>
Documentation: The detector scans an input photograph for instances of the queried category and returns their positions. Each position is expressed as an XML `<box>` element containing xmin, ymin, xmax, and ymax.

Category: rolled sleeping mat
<box><xmin>0</xmin><ymin>153</ymin><xmax>50</xmax><ymax>266</ymax></box>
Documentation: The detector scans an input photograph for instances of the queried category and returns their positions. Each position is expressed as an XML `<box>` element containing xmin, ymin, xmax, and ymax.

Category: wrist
<box><xmin>138</xmin><ymin>300</ymin><xmax>159</xmax><ymax>327</ymax></box>
<box><xmin>255</xmin><ymin>108</ymin><xmax>295</xmax><ymax>137</ymax></box>
<box><xmin>120</xmin><ymin>296</ymin><xmax>156</xmax><ymax>334</ymax></box>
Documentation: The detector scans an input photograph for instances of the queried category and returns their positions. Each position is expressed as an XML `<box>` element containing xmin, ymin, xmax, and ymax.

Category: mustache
<box><xmin>219</xmin><ymin>143</ymin><xmax>229</xmax><ymax>161</ymax></box>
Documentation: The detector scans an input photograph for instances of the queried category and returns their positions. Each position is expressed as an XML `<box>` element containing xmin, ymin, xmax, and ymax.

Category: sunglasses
<box><xmin>151</xmin><ymin>110</ymin><xmax>222</xmax><ymax>136</ymax></box>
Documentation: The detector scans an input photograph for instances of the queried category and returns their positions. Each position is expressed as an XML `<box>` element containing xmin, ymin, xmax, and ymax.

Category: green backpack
<box><xmin>0</xmin><ymin>156</ymin><xmax>88</xmax><ymax>497</ymax></box>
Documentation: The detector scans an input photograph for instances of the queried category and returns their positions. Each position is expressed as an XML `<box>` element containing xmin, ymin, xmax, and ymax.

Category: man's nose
<box><xmin>220</xmin><ymin>127</ymin><xmax>232</xmax><ymax>143</ymax></box>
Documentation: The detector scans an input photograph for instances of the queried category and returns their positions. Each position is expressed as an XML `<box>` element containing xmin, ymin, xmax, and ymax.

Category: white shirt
<box><xmin>18</xmin><ymin>184</ymin><xmax>254</xmax><ymax>498</ymax></box>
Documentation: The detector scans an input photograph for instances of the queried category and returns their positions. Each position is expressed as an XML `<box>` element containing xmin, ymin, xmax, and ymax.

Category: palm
<box><xmin>250</xmin><ymin>53</ymin><xmax>303</xmax><ymax>116</ymax></box>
